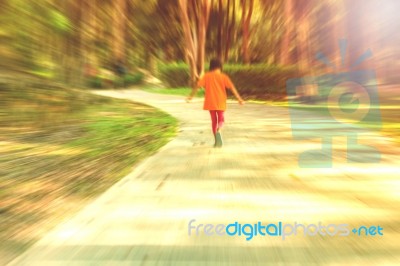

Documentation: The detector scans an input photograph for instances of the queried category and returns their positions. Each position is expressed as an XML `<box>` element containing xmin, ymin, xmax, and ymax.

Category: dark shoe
<box><xmin>215</xmin><ymin>132</ymin><xmax>223</xmax><ymax>147</ymax></box>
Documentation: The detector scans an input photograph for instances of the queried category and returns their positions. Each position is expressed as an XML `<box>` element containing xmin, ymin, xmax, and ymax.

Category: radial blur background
<box><xmin>0</xmin><ymin>0</ymin><xmax>399</xmax><ymax>264</ymax></box>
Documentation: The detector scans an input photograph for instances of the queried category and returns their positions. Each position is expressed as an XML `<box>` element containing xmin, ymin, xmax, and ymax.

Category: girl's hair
<box><xmin>209</xmin><ymin>58</ymin><xmax>222</xmax><ymax>71</ymax></box>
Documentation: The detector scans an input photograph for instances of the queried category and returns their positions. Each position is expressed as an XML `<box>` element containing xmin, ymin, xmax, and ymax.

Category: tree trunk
<box><xmin>64</xmin><ymin>0</ymin><xmax>81</xmax><ymax>85</ymax></box>
<box><xmin>279</xmin><ymin>0</ymin><xmax>294</xmax><ymax>65</ymax></box>
<box><xmin>197</xmin><ymin>0</ymin><xmax>211</xmax><ymax>76</ymax></box>
<box><xmin>80</xmin><ymin>0</ymin><xmax>97</xmax><ymax>85</ymax></box>
<box><xmin>179</xmin><ymin>0</ymin><xmax>211</xmax><ymax>87</ymax></box>
<box><xmin>179</xmin><ymin>0</ymin><xmax>198</xmax><ymax>86</ymax></box>
<box><xmin>113</xmin><ymin>0</ymin><xmax>127</xmax><ymax>62</ymax></box>
<box><xmin>241</xmin><ymin>0</ymin><xmax>254</xmax><ymax>64</ymax></box>
<box><xmin>217</xmin><ymin>0</ymin><xmax>223</xmax><ymax>61</ymax></box>
<box><xmin>224</xmin><ymin>0</ymin><xmax>235</xmax><ymax>62</ymax></box>
<box><xmin>295</xmin><ymin>0</ymin><xmax>316</xmax><ymax>101</ymax></box>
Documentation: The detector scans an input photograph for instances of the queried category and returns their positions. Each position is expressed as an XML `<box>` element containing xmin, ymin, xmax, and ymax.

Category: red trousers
<box><xmin>209</xmin><ymin>110</ymin><xmax>225</xmax><ymax>135</ymax></box>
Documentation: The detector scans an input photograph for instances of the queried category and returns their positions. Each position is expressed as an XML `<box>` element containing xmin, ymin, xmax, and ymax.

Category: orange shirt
<box><xmin>197</xmin><ymin>70</ymin><xmax>235</xmax><ymax>111</ymax></box>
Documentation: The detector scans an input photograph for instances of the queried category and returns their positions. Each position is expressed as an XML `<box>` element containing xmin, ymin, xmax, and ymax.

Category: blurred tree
<box><xmin>113</xmin><ymin>0</ymin><xmax>127</xmax><ymax>62</ymax></box>
<box><xmin>63</xmin><ymin>0</ymin><xmax>84</xmax><ymax>85</ymax></box>
<box><xmin>132</xmin><ymin>0</ymin><xmax>182</xmax><ymax>69</ymax></box>
<box><xmin>80</xmin><ymin>0</ymin><xmax>98</xmax><ymax>81</ymax></box>
<box><xmin>216</xmin><ymin>0</ymin><xmax>223</xmax><ymax>60</ymax></box>
<box><xmin>240</xmin><ymin>0</ymin><xmax>254</xmax><ymax>64</ymax></box>
<box><xmin>294</xmin><ymin>0</ymin><xmax>313</xmax><ymax>74</ymax></box>
<box><xmin>178</xmin><ymin>0</ymin><xmax>211</xmax><ymax>86</ymax></box>
<box><xmin>279</xmin><ymin>0</ymin><xmax>294</xmax><ymax>65</ymax></box>
<box><xmin>1</xmin><ymin>0</ymin><xmax>400</xmax><ymax>88</ymax></box>
<box><xmin>251</xmin><ymin>0</ymin><xmax>283</xmax><ymax>64</ymax></box>
<box><xmin>224</xmin><ymin>0</ymin><xmax>236</xmax><ymax>62</ymax></box>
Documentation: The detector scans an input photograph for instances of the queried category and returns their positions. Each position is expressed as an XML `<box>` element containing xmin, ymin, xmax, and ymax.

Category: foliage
<box><xmin>224</xmin><ymin>64</ymin><xmax>298</xmax><ymax>96</ymax></box>
<box><xmin>86</xmin><ymin>72</ymin><xmax>144</xmax><ymax>88</ymax></box>
<box><xmin>87</xmin><ymin>76</ymin><xmax>103</xmax><ymax>88</ymax></box>
<box><xmin>158</xmin><ymin>63</ymin><xmax>190</xmax><ymax>88</ymax></box>
<box><xmin>124</xmin><ymin>73</ymin><xmax>144</xmax><ymax>86</ymax></box>
<box><xmin>2</xmin><ymin>0</ymin><xmax>400</xmax><ymax>88</ymax></box>
<box><xmin>49</xmin><ymin>9</ymin><xmax>72</xmax><ymax>34</ymax></box>
<box><xmin>158</xmin><ymin>63</ymin><xmax>299</xmax><ymax>97</ymax></box>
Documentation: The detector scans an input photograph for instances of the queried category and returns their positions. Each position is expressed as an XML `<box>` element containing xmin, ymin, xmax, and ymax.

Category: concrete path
<box><xmin>9</xmin><ymin>89</ymin><xmax>400</xmax><ymax>265</ymax></box>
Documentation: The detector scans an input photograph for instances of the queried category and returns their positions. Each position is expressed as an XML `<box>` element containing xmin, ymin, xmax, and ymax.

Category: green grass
<box><xmin>0</xmin><ymin>83</ymin><xmax>177</xmax><ymax>264</ymax></box>
<box><xmin>142</xmin><ymin>86</ymin><xmax>204</xmax><ymax>97</ymax></box>
<box><xmin>28</xmin><ymin>69</ymin><xmax>54</xmax><ymax>79</ymax></box>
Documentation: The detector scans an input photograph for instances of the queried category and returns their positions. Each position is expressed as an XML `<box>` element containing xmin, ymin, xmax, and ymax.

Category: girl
<box><xmin>186</xmin><ymin>59</ymin><xmax>244</xmax><ymax>147</ymax></box>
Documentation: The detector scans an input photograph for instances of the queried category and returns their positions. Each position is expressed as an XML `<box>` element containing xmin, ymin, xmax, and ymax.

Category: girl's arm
<box><xmin>186</xmin><ymin>86</ymin><xmax>199</xmax><ymax>102</ymax></box>
<box><xmin>230</xmin><ymin>86</ymin><xmax>245</xmax><ymax>105</ymax></box>
<box><xmin>187</xmin><ymin>75</ymin><xmax>205</xmax><ymax>102</ymax></box>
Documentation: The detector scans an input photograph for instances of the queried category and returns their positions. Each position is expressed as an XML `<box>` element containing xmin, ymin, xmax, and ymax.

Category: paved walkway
<box><xmin>9</xmin><ymin>89</ymin><xmax>400</xmax><ymax>265</ymax></box>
